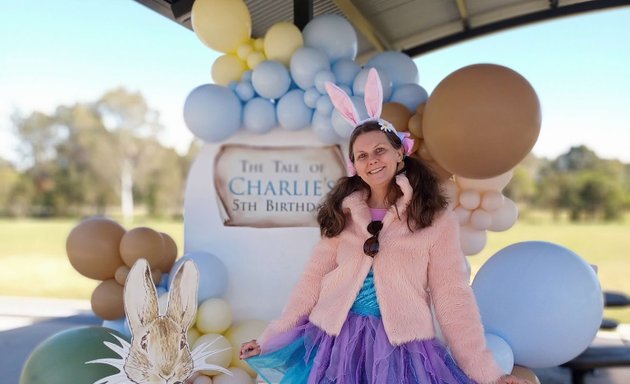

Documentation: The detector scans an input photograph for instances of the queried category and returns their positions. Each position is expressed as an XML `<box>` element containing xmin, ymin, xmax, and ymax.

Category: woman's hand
<box><xmin>239</xmin><ymin>339</ymin><xmax>261</xmax><ymax>359</ymax></box>
<box><xmin>497</xmin><ymin>374</ymin><xmax>533</xmax><ymax>384</ymax></box>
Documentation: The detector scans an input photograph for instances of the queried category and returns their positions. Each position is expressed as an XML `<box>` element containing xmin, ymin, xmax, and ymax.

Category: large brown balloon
<box><xmin>91</xmin><ymin>279</ymin><xmax>125</xmax><ymax>320</ymax></box>
<box><xmin>119</xmin><ymin>227</ymin><xmax>165</xmax><ymax>268</ymax></box>
<box><xmin>66</xmin><ymin>218</ymin><xmax>126</xmax><ymax>280</ymax></box>
<box><xmin>381</xmin><ymin>102</ymin><xmax>413</xmax><ymax>132</ymax></box>
<box><xmin>511</xmin><ymin>366</ymin><xmax>541</xmax><ymax>384</ymax></box>
<box><xmin>154</xmin><ymin>232</ymin><xmax>178</xmax><ymax>273</ymax></box>
<box><xmin>423</xmin><ymin>64</ymin><xmax>541</xmax><ymax>179</ymax></box>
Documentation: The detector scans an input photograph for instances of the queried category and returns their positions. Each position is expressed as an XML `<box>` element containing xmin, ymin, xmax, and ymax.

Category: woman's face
<box><xmin>352</xmin><ymin>130</ymin><xmax>403</xmax><ymax>192</ymax></box>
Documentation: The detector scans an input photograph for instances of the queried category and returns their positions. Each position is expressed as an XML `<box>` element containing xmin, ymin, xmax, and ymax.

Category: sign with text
<box><xmin>214</xmin><ymin>144</ymin><xmax>346</xmax><ymax>227</ymax></box>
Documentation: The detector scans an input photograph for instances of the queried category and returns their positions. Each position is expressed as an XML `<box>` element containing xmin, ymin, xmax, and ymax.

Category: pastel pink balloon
<box><xmin>459</xmin><ymin>189</ymin><xmax>481</xmax><ymax>210</ymax></box>
<box><xmin>470</xmin><ymin>209</ymin><xmax>493</xmax><ymax>231</ymax></box>
<box><xmin>459</xmin><ymin>224</ymin><xmax>488</xmax><ymax>256</ymax></box>
<box><xmin>456</xmin><ymin>170</ymin><xmax>514</xmax><ymax>192</ymax></box>
<box><xmin>481</xmin><ymin>190</ymin><xmax>505</xmax><ymax>212</ymax></box>
<box><xmin>453</xmin><ymin>206</ymin><xmax>472</xmax><ymax>225</ymax></box>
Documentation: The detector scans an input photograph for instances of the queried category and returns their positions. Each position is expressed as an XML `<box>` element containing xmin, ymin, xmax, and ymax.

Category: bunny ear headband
<box><xmin>324</xmin><ymin>68</ymin><xmax>414</xmax><ymax>176</ymax></box>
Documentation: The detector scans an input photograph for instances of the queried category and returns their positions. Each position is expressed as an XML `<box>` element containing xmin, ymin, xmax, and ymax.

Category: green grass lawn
<box><xmin>1</xmin><ymin>212</ymin><xmax>629</xmax><ymax>323</ymax></box>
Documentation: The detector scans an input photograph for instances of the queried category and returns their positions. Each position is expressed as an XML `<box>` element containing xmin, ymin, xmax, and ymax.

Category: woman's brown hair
<box><xmin>317</xmin><ymin>121</ymin><xmax>448</xmax><ymax>238</ymax></box>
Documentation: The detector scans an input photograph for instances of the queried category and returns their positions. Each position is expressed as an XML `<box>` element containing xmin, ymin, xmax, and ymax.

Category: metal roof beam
<box><xmin>331</xmin><ymin>0</ymin><xmax>392</xmax><ymax>52</ymax></box>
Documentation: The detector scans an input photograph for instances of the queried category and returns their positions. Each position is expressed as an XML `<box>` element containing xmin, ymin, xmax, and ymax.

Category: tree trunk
<box><xmin>121</xmin><ymin>159</ymin><xmax>134</xmax><ymax>221</ymax></box>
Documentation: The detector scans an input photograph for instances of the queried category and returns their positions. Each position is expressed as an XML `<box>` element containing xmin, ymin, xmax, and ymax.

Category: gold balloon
<box><xmin>91</xmin><ymin>279</ymin><xmax>125</xmax><ymax>320</ymax></box>
<box><xmin>264</xmin><ymin>22</ymin><xmax>304</xmax><ymax>66</ymax></box>
<box><xmin>423</xmin><ymin>64</ymin><xmax>541</xmax><ymax>179</ymax></box>
<box><xmin>381</xmin><ymin>102</ymin><xmax>412</xmax><ymax>132</ymax></box>
<box><xmin>154</xmin><ymin>232</ymin><xmax>178</xmax><ymax>273</ymax></box>
<box><xmin>511</xmin><ymin>365</ymin><xmax>541</xmax><ymax>384</ymax></box>
<box><xmin>119</xmin><ymin>227</ymin><xmax>164</xmax><ymax>268</ymax></box>
<box><xmin>191</xmin><ymin>0</ymin><xmax>251</xmax><ymax>53</ymax></box>
<box><xmin>66</xmin><ymin>217</ymin><xmax>125</xmax><ymax>280</ymax></box>
<box><xmin>408</xmin><ymin>113</ymin><xmax>423</xmax><ymax>138</ymax></box>
<box><xmin>211</xmin><ymin>54</ymin><xmax>247</xmax><ymax>86</ymax></box>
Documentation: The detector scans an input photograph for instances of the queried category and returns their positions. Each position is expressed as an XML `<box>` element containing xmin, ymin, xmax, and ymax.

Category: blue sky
<box><xmin>1</xmin><ymin>1</ymin><xmax>629</xmax><ymax>164</ymax></box>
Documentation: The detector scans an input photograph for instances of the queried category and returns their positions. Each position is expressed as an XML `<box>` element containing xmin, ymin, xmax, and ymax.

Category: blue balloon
<box><xmin>314</xmin><ymin>70</ymin><xmax>336</xmax><ymax>94</ymax></box>
<box><xmin>353</xmin><ymin>67</ymin><xmax>393</xmax><ymax>101</ymax></box>
<box><xmin>316</xmin><ymin>95</ymin><xmax>333</xmax><ymax>116</ymax></box>
<box><xmin>290</xmin><ymin>47</ymin><xmax>331</xmax><ymax>90</ymax></box>
<box><xmin>303</xmin><ymin>14</ymin><xmax>358</xmax><ymax>61</ymax></box>
<box><xmin>234</xmin><ymin>81</ymin><xmax>255</xmax><ymax>102</ymax></box>
<box><xmin>312</xmin><ymin>112</ymin><xmax>341</xmax><ymax>144</ymax></box>
<box><xmin>472</xmin><ymin>241</ymin><xmax>603</xmax><ymax>368</ymax></box>
<box><xmin>390</xmin><ymin>83</ymin><xmax>429</xmax><ymax>112</ymax></box>
<box><xmin>183</xmin><ymin>84</ymin><xmax>242</xmax><ymax>142</ymax></box>
<box><xmin>169</xmin><ymin>251</ymin><xmax>229</xmax><ymax>304</ymax></box>
<box><xmin>276</xmin><ymin>89</ymin><xmax>313</xmax><ymax>131</ymax></box>
<box><xmin>243</xmin><ymin>97</ymin><xmax>276</xmax><ymax>133</ymax></box>
<box><xmin>332</xmin><ymin>58</ymin><xmax>361</xmax><ymax>87</ymax></box>
<box><xmin>331</xmin><ymin>95</ymin><xmax>367</xmax><ymax>138</ymax></box>
<box><xmin>251</xmin><ymin>60</ymin><xmax>291</xmax><ymax>100</ymax></box>
<box><xmin>158</xmin><ymin>272</ymin><xmax>169</xmax><ymax>288</ymax></box>
<box><xmin>485</xmin><ymin>333</ymin><xmax>514</xmax><ymax>374</ymax></box>
<box><xmin>241</xmin><ymin>70</ymin><xmax>253</xmax><ymax>82</ymax></box>
<box><xmin>303</xmin><ymin>87</ymin><xmax>320</xmax><ymax>108</ymax></box>
<box><xmin>366</xmin><ymin>51</ymin><xmax>419</xmax><ymax>87</ymax></box>
<box><xmin>102</xmin><ymin>317</ymin><xmax>131</xmax><ymax>339</ymax></box>
<box><xmin>337</xmin><ymin>84</ymin><xmax>353</xmax><ymax>97</ymax></box>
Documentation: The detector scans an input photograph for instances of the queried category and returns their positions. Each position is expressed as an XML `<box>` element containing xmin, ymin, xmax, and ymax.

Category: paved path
<box><xmin>1</xmin><ymin>296</ymin><xmax>629</xmax><ymax>383</ymax></box>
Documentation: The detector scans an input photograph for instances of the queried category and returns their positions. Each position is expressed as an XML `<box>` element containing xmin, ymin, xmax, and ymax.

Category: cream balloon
<box><xmin>246</xmin><ymin>51</ymin><xmax>266</xmax><ymax>70</ymax></box>
<box><xmin>191</xmin><ymin>0</ymin><xmax>252</xmax><ymax>53</ymax></box>
<box><xmin>453</xmin><ymin>206</ymin><xmax>471</xmax><ymax>226</ymax></box>
<box><xmin>197</xmin><ymin>298</ymin><xmax>233</xmax><ymax>334</ymax></box>
<box><xmin>224</xmin><ymin>319</ymin><xmax>268</xmax><ymax>376</ymax></box>
<box><xmin>212</xmin><ymin>54</ymin><xmax>247</xmax><ymax>86</ymax></box>
<box><xmin>489</xmin><ymin>198</ymin><xmax>519</xmax><ymax>232</ymax></box>
<box><xmin>236</xmin><ymin>43</ymin><xmax>253</xmax><ymax>61</ymax></box>
<box><xmin>193</xmin><ymin>334</ymin><xmax>233</xmax><ymax>376</ymax></box>
<box><xmin>480</xmin><ymin>190</ymin><xmax>505</xmax><ymax>212</ymax></box>
<box><xmin>264</xmin><ymin>22</ymin><xmax>304</xmax><ymax>66</ymax></box>
<box><xmin>456</xmin><ymin>170</ymin><xmax>514</xmax><ymax>192</ymax></box>
<box><xmin>188</xmin><ymin>327</ymin><xmax>201</xmax><ymax>347</ymax></box>
<box><xmin>459</xmin><ymin>224</ymin><xmax>488</xmax><ymax>256</ymax></box>
<box><xmin>459</xmin><ymin>189</ymin><xmax>481</xmax><ymax>210</ymax></box>
<box><xmin>192</xmin><ymin>374</ymin><xmax>214</xmax><ymax>384</ymax></box>
<box><xmin>212</xmin><ymin>367</ymin><xmax>254</xmax><ymax>384</ymax></box>
<box><xmin>470</xmin><ymin>209</ymin><xmax>492</xmax><ymax>231</ymax></box>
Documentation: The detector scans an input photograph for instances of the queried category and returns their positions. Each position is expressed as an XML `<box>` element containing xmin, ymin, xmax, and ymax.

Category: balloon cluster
<box><xmin>182</xmin><ymin>297</ymin><xmax>268</xmax><ymax>384</ymax></box>
<box><xmin>66</xmin><ymin>218</ymin><xmax>177</xmax><ymax>320</ymax></box>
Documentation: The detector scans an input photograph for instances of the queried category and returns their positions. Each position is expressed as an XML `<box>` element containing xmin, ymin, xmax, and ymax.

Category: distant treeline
<box><xmin>1</xmin><ymin>89</ymin><xmax>628</xmax><ymax>221</ymax></box>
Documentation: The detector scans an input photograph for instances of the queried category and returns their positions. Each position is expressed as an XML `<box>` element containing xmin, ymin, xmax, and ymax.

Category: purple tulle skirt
<box><xmin>247</xmin><ymin>312</ymin><xmax>476</xmax><ymax>384</ymax></box>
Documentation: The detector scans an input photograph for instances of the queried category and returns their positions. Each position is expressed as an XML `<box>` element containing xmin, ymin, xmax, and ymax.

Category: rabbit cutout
<box><xmin>123</xmin><ymin>258</ymin><xmax>198</xmax><ymax>384</ymax></box>
<box><xmin>325</xmin><ymin>67</ymin><xmax>384</xmax><ymax>127</ymax></box>
<box><xmin>87</xmin><ymin>258</ymin><xmax>231</xmax><ymax>384</ymax></box>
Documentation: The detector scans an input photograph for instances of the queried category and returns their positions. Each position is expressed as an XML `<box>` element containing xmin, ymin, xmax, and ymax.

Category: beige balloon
<box><xmin>66</xmin><ymin>217</ymin><xmax>126</xmax><ymax>280</ymax></box>
<box><xmin>423</xmin><ymin>64</ymin><xmax>541</xmax><ymax>179</ymax></box>
<box><xmin>510</xmin><ymin>365</ymin><xmax>541</xmax><ymax>384</ymax></box>
<box><xmin>119</xmin><ymin>227</ymin><xmax>165</xmax><ymax>268</ymax></box>
<box><xmin>91</xmin><ymin>279</ymin><xmax>125</xmax><ymax>320</ymax></box>
<box><xmin>154</xmin><ymin>232</ymin><xmax>178</xmax><ymax>273</ymax></box>
<box><xmin>381</xmin><ymin>102</ymin><xmax>412</xmax><ymax>132</ymax></box>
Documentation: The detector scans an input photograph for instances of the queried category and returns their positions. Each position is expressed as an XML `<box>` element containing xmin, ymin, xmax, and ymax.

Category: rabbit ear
<box><xmin>325</xmin><ymin>81</ymin><xmax>360</xmax><ymax>126</ymax></box>
<box><xmin>125</xmin><ymin>259</ymin><xmax>159</xmax><ymax>331</ymax></box>
<box><xmin>364</xmin><ymin>68</ymin><xmax>383</xmax><ymax>119</ymax></box>
<box><xmin>166</xmin><ymin>259</ymin><xmax>199</xmax><ymax>330</ymax></box>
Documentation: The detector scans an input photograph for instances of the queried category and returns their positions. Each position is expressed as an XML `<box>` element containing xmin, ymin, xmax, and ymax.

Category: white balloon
<box><xmin>459</xmin><ymin>224</ymin><xmax>487</xmax><ymax>256</ymax></box>
<box><xmin>213</xmin><ymin>367</ymin><xmax>254</xmax><ymax>384</ymax></box>
<box><xmin>489</xmin><ymin>198</ymin><xmax>518</xmax><ymax>232</ymax></box>
<box><xmin>453</xmin><ymin>206</ymin><xmax>471</xmax><ymax>225</ymax></box>
<box><xmin>470</xmin><ymin>209</ymin><xmax>492</xmax><ymax>231</ymax></box>
<box><xmin>459</xmin><ymin>189</ymin><xmax>481</xmax><ymax>210</ymax></box>
<box><xmin>456</xmin><ymin>170</ymin><xmax>514</xmax><ymax>192</ymax></box>
<box><xmin>481</xmin><ymin>190</ymin><xmax>505</xmax><ymax>212</ymax></box>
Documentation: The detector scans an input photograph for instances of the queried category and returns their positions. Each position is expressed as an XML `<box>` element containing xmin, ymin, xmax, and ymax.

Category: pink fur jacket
<box><xmin>260</xmin><ymin>174</ymin><xmax>504</xmax><ymax>384</ymax></box>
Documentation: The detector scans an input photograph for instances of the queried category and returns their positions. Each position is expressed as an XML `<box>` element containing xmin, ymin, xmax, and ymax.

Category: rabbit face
<box><xmin>123</xmin><ymin>259</ymin><xmax>199</xmax><ymax>384</ymax></box>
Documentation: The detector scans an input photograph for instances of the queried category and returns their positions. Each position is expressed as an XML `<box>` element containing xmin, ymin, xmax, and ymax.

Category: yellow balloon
<box><xmin>224</xmin><ymin>319</ymin><xmax>268</xmax><ymax>377</ymax></box>
<box><xmin>246</xmin><ymin>51</ymin><xmax>266</xmax><ymax>70</ymax></box>
<box><xmin>193</xmin><ymin>334</ymin><xmax>233</xmax><ymax>375</ymax></box>
<box><xmin>191</xmin><ymin>0</ymin><xmax>252</xmax><ymax>53</ymax></box>
<box><xmin>264</xmin><ymin>22</ymin><xmax>304</xmax><ymax>66</ymax></box>
<box><xmin>236</xmin><ymin>42</ymin><xmax>253</xmax><ymax>61</ymax></box>
<box><xmin>253</xmin><ymin>38</ymin><xmax>265</xmax><ymax>52</ymax></box>
<box><xmin>212</xmin><ymin>54</ymin><xmax>247</xmax><ymax>86</ymax></box>
<box><xmin>196</xmin><ymin>298</ymin><xmax>233</xmax><ymax>334</ymax></box>
<box><xmin>188</xmin><ymin>326</ymin><xmax>201</xmax><ymax>346</ymax></box>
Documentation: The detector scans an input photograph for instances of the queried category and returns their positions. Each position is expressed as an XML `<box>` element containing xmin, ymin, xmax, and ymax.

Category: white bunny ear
<box><xmin>125</xmin><ymin>259</ymin><xmax>159</xmax><ymax>331</ymax></box>
<box><xmin>166</xmin><ymin>259</ymin><xmax>199</xmax><ymax>330</ymax></box>
<box><xmin>325</xmin><ymin>81</ymin><xmax>360</xmax><ymax>126</ymax></box>
<box><xmin>364</xmin><ymin>68</ymin><xmax>383</xmax><ymax>119</ymax></box>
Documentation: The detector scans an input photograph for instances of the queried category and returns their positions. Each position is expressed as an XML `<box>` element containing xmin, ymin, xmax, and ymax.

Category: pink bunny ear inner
<box><xmin>364</xmin><ymin>68</ymin><xmax>383</xmax><ymax>119</ymax></box>
<box><xmin>325</xmin><ymin>81</ymin><xmax>360</xmax><ymax>126</ymax></box>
